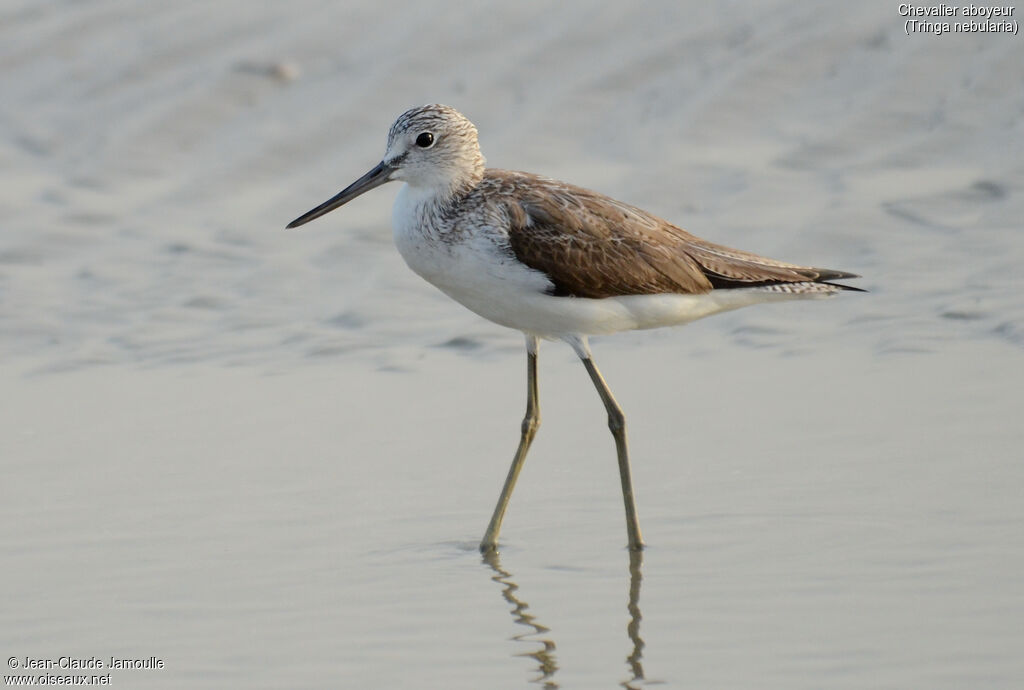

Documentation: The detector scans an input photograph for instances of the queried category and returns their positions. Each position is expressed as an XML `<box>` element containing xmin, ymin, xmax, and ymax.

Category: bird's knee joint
<box><xmin>521</xmin><ymin>414</ymin><xmax>540</xmax><ymax>436</ymax></box>
<box><xmin>607</xmin><ymin>413</ymin><xmax>625</xmax><ymax>434</ymax></box>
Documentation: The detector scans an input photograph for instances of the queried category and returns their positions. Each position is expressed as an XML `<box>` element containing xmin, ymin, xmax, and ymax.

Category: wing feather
<box><xmin>481</xmin><ymin>170</ymin><xmax>859</xmax><ymax>297</ymax></box>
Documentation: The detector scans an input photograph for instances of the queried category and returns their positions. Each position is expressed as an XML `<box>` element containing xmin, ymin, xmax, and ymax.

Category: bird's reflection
<box><xmin>622</xmin><ymin>549</ymin><xmax>645</xmax><ymax>689</ymax></box>
<box><xmin>481</xmin><ymin>548</ymin><xmax>647</xmax><ymax>689</ymax></box>
<box><xmin>482</xmin><ymin>549</ymin><xmax>559</xmax><ymax>688</ymax></box>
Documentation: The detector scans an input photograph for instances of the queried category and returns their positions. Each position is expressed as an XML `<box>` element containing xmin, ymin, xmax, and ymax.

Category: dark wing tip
<box><xmin>821</xmin><ymin>281</ymin><xmax>867</xmax><ymax>293</ymax></box>
<box><xmin>704</xmin><ymin>266</ymin><xmax>866</xmax><ymax>293</ymax></box>
<box><xmin>814</xmin><ymin>269</ymin><xmax>865</xmax><ymax>292</ymax></box>
<box><xmin>814</xmin><ymin>269</ymin><xmax>861</xmax><ymax>281</ymax></box>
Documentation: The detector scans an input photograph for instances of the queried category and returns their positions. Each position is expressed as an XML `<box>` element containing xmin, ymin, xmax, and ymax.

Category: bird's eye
<box><xmin>415</xmin><ymin>132</ymin><xmax>435</xmax><ymax>148</ymax></box>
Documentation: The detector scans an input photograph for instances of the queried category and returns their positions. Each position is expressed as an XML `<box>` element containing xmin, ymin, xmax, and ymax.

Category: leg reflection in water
<box><xmin>482</xmin><ymin>550</ymin><xmax>559</xmax><ymax>688</ymax></box>
<box><xmin>623</xmin><ymin>549</ymin><xmax>645</xmax><ymax>690</ymax></box>
<box><xmin>481</xmin><ymin>549</ymin><xmax>648</xmax><ymax>689</ymax></box>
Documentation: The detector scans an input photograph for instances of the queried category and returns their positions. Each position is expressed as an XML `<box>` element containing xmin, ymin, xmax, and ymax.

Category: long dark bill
<box><xmin>286</xmin><ymin>160</ymin><xmax>393</xmax><ymax>229</ymax></box>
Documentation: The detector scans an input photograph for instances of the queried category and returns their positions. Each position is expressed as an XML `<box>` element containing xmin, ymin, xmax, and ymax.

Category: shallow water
<box><xmin>4</xmin><ymin>346</ymin><xmax>1021</xmax><ymax>688</ymax></box>
<box><xmin>2</xmin><ymin>1</ymin><xmax>1023</xmax><ymax>688</ymax></box>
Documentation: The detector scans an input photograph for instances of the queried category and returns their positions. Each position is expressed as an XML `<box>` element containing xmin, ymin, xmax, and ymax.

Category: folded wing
<box><xmin>490</xmin><ymin>171</ymin><xmax>860</xmax><ymax>298</ymax></box>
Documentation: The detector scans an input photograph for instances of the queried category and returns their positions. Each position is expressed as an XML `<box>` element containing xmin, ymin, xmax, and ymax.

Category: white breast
<box><xmin>392</xmin><ymin>184</ymin><xmax>555</xmax><ymax>326</ymax></box>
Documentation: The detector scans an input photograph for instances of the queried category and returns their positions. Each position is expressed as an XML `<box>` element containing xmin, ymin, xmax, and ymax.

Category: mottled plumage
<box><xmin>286</xmin><ymin>104</ymin><xmax>863</xmax><ymax>552</ymax></box>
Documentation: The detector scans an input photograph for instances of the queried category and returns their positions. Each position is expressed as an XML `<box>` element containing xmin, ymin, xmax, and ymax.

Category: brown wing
<box><xmin>487</xmin><ymin>170</ymin><xmax>859</xmax><ymax>298</ymax></box>
<box><xmin>496</xmin><ymin>173</ymin><xmax>713</xmax><ymax>297</ymax></box>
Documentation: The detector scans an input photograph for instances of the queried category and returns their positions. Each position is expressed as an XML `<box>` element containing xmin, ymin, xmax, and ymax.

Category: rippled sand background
<box><xmin>2</xmin><ymin>2</ymin><xmax>1022</xmax><ymax>688</ymax></box>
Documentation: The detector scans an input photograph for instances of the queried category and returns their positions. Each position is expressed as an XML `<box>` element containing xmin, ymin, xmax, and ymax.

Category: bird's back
<box><xmin>467</xmin><ymin>169</ymin><xmax>860</xmax><ymax>300</ymax></box>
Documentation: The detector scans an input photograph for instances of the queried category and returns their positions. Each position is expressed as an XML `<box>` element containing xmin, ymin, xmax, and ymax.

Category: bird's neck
<box><xmin>394</xmin><ymin>180</ymin><xmax>467</xmax><ymax>237</ymax></box>
<box><xmin>409</xmin><ymin>167</ymin><xmax>483</xmax><ymax>210</ymax></box>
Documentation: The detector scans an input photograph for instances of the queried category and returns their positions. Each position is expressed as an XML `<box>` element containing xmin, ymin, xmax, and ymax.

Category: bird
<box><xmin>286</xmin><ymin>104</ymin><xmax>862</xmax><ymax>553</ymax></box>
